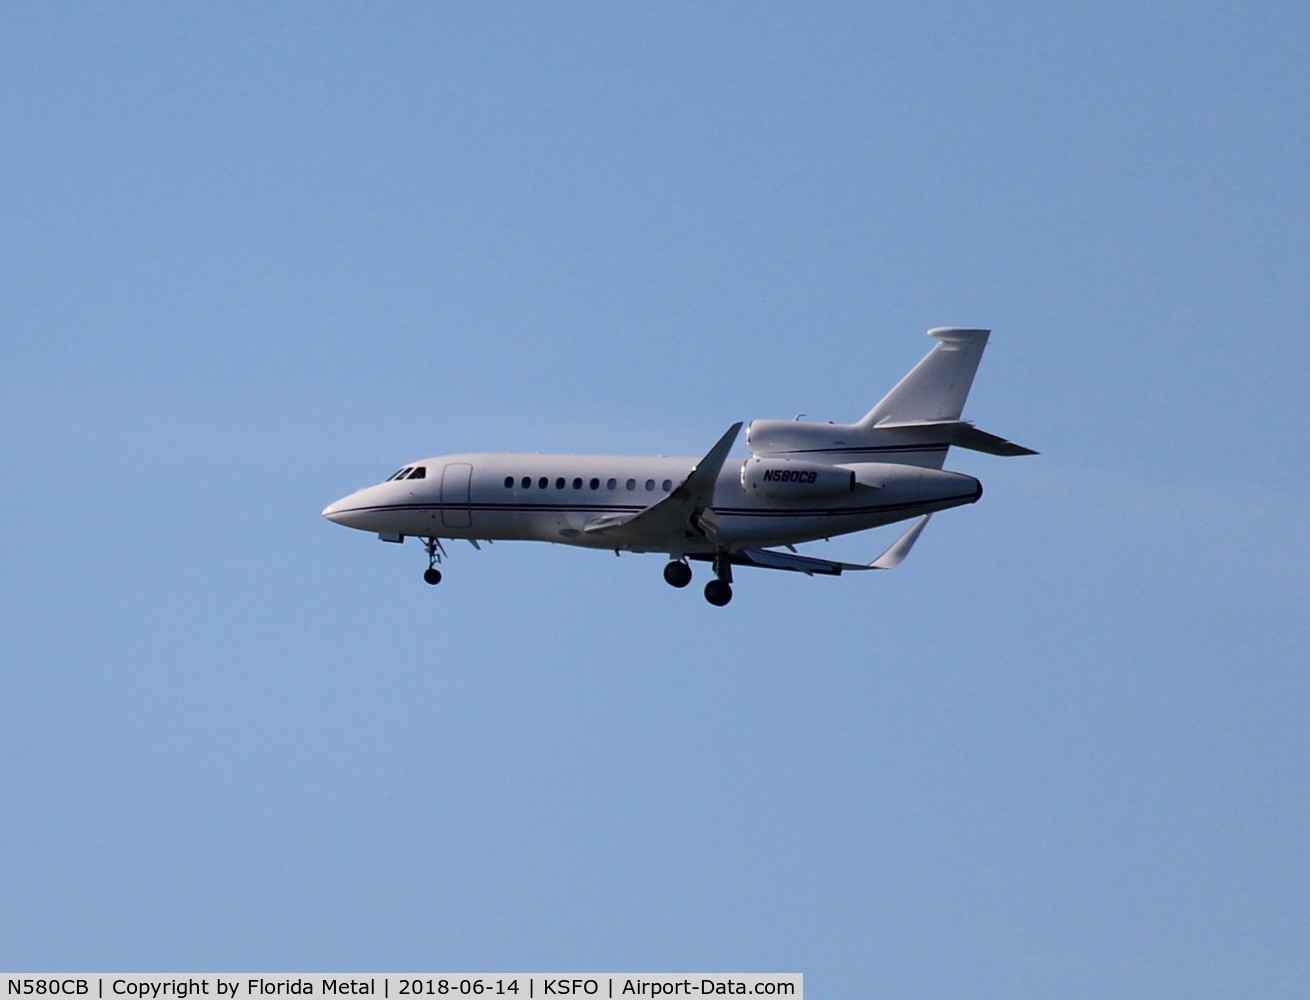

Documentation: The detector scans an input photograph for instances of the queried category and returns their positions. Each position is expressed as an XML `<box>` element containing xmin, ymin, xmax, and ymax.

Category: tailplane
<box><xmin>745</xmin><ymin>327</ymin><xmax>1036</xmax><ymax>469</ymax></box>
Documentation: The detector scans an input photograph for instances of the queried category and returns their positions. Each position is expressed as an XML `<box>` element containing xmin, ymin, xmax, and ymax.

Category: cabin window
<box><xmin>607</xmin><ymin>478</ymin><xmax>617</xmax><ymax>490</ymax></box>
<box><xmin>626</xmin><ymin>478</ymin><xmax>636</xmax><ymax>491</ymax></box>
<box><xmin>521</xmin><ymin>476</ymin><xmax>531</xmax><ymax>489</ymax></box>
<box><xmin>538</xmin><ymin>476</ymin><xmax>548</xmax><ymax>489</ymax></box>
<box><xmin>556</xmin><ymin>477</ymin><xmax>565</xmax><ymax>489</ymax></box>
<box><xmin>504</xmin><ymin>476</ymin><xmax>513</xmax><ymax>488</ymax></box>
<box><xmin>645</xmin><ymin>479</ymin><xmax>655</xmax><ymax>491</ymax></box>
<box><xmin>589</xmin><ymin>477</ymin><xmax>600</xmax><ymax>490</ymax></box>
<box><xmin>663</xmin><ymin>479</ymin><xmax>672</xmax><ymax>491</ymax></box>
<box><xmin>573</xmin><ymin>477</ymin><xmax>583</xmax><ymax>489</ymax></box>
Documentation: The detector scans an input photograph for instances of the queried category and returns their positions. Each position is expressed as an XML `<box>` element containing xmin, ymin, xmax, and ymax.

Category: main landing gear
<box><xmin>664</xmin><ymin>555</ymin><xmax>733</xmax><ymax>606</ymax></box>
<box><xmin>705</xmin><ymin>552</ymin><xmax>733</xmax><ymax>606</ymax></box>
<box><xmin>422</xmin><ymin>537</ymin><xmax>445</xmax><ymax>585</ymax></box>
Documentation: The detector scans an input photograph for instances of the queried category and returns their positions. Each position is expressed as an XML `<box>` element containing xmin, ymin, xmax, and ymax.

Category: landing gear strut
<box><xmin>704</xmin><ymin>552</ymin><xmax>733</xmax><ymax>606</ymax></box>
<box><xmin>423</xmin><ymin>537</ymin><xmax>445</xmax><ymax>585</ymax></box>
<box><xmin>663</xmin><ymin>560</ymin><xmax>692</xmax><ymax>588</ymax></box>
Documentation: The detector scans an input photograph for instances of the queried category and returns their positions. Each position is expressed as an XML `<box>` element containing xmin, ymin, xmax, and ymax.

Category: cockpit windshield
<box><xmin>385</xmin><ymin>466</ymin><xmax>427</xmax><ymax>482</ymax></box>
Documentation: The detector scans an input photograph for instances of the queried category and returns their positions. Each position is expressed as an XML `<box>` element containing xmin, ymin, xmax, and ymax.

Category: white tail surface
<box><xmin>745</xmin><ymin>327</ymin><xmax>1033</xmax><ymax>470</ymax></box>
<box><xmin>859</xmin><ymin>328</ymin><xmax>990</xmax><ymax>426</ymax></box>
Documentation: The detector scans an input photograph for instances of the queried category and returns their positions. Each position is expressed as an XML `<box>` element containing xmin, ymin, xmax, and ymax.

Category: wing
<box><xmin>583</xmin><ymin>422</ymin><xmax>742</xmax><ymax>549</ymax></box>
<box><xmin>689</xmin><ymin>514</ymin><xmax>933</xmax><ymax>576</ymax></box>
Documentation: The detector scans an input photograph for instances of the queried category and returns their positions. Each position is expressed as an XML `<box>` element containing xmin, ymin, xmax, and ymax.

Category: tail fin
<box><xmin>745</xmin><ymin>326</ymin><xmax>1035</xmax><ymax>470</ymax></box>
<box><xmin>859</xmin><ymin>328</ymin><xmax>990</xmax><ymax>426</ymax></box>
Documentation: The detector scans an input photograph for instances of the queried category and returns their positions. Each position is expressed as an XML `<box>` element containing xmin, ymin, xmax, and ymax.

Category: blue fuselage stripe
<box><xmin>330</xmin><ymin>493</ymin><xmax>975</xmax><ymax>521</ymax></box>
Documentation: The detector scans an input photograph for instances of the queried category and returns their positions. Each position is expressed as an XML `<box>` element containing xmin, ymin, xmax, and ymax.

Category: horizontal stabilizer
<box><xmin>872</xmin><ymin>419</ymin><xmax>1037</xmax><ymax>457</ymax></box>
<box><xmin>951</xmin><ymin>424</ymin><xmax>1038</xmax><ymax>457</ymax></box>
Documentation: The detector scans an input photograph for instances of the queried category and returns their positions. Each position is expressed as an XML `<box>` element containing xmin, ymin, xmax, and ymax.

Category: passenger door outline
<box><xmin>440</xmin><ymin>463</ymin><xmax>472</xmax><ymax>529</ymax></box>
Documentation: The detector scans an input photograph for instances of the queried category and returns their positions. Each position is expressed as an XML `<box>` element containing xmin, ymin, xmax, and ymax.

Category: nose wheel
<box><xmin>422</xmin><ymin>537</ymin><xmax>446</xmax><ymax>585</ymax></box>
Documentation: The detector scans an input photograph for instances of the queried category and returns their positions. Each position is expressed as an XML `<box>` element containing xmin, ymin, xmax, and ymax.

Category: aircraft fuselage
<box><xmin>321</xmin><ymin>452</ymin><xmax>981</xmax><ymax>555</ymax></box>
<box><xmin>322</xmin><ymin>327</ymin><xmax>1032</xmax><ymax>605</ymax></box>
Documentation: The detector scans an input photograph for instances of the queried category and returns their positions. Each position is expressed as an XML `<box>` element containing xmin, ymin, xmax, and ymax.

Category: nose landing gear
<box><xmin>423</xmin><ymin>537</ymin><xmax>446</xmax><ymax>585</ymax></box>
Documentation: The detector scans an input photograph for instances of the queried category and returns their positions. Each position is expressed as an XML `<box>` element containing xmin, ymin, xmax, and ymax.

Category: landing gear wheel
<box><xmin>663</xmin><ymin>561</ymin><xmax>692</xmax><ymax>588</ymax></box>
<box><xmin>704</xmin><ymin>549</ymin><xmax>734</xmax><ymax>606</ymax></box>
<box><xmin>704</xmin><ymin>579</ymin><xmax>733</xmax><ymax>607</ymax></box>
<box><xmin>422</xmin><ymin>537</ymin><xmax>446</xmax><ymax>586</ymax></box>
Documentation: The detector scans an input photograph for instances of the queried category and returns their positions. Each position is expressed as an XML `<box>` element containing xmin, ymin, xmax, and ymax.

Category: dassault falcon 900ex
<box><xmin>322</xmin><ymin>328</ymin><xmax>1035</xmax><ymax>606</ymax></box>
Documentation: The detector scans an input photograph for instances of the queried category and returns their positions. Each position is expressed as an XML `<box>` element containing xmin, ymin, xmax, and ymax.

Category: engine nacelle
<box><xmin>740</xmin><ymin>458</ymin><xmax>856</xmax><ymax>498</ymax></box>
<box><xmin>746</xmin><ymin>418</ymin><xmax>864</xmax><ymax>457</ymax></box>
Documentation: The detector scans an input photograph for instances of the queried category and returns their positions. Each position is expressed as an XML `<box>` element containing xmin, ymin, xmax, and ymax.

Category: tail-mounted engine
<box><xmin>740</xmin><ymin>458</ymin><xmax>856</xmax><ymax>499</ymax></box>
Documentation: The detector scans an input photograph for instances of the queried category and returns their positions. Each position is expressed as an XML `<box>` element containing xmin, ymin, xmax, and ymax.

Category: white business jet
<box><xmin>322</xmin><ymin>327</ymin><xmax>1035</xmax><ymax>606</ymax></box>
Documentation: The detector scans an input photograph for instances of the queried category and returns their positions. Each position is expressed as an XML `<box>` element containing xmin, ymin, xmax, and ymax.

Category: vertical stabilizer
<box><xmin>859</xmin><ymin>328</ymin><xmax>990</xmax><ymax>426</ymax></box>
<box><xmin>746</xmin><ymin>326</ymin><xmax>1031</xmax><ymax>471</ymax></box>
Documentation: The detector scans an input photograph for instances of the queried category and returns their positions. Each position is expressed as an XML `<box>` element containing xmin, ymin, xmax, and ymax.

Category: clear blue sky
<box><xmin>3</xmin><ymin>3</ymin><xmax>1307</xmax><ymax>995</ymax></box>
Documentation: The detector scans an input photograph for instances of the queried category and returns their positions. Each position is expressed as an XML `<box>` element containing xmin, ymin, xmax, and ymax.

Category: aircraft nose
<box><xmin>321</xmin><ymin>496</ymin><xmax>351</xmax><ymax>524</ymax></box>
<box><xmin>322</xmin><ymin>485</ymin><xmax>386</xmax><ymax>531</ymax></box>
